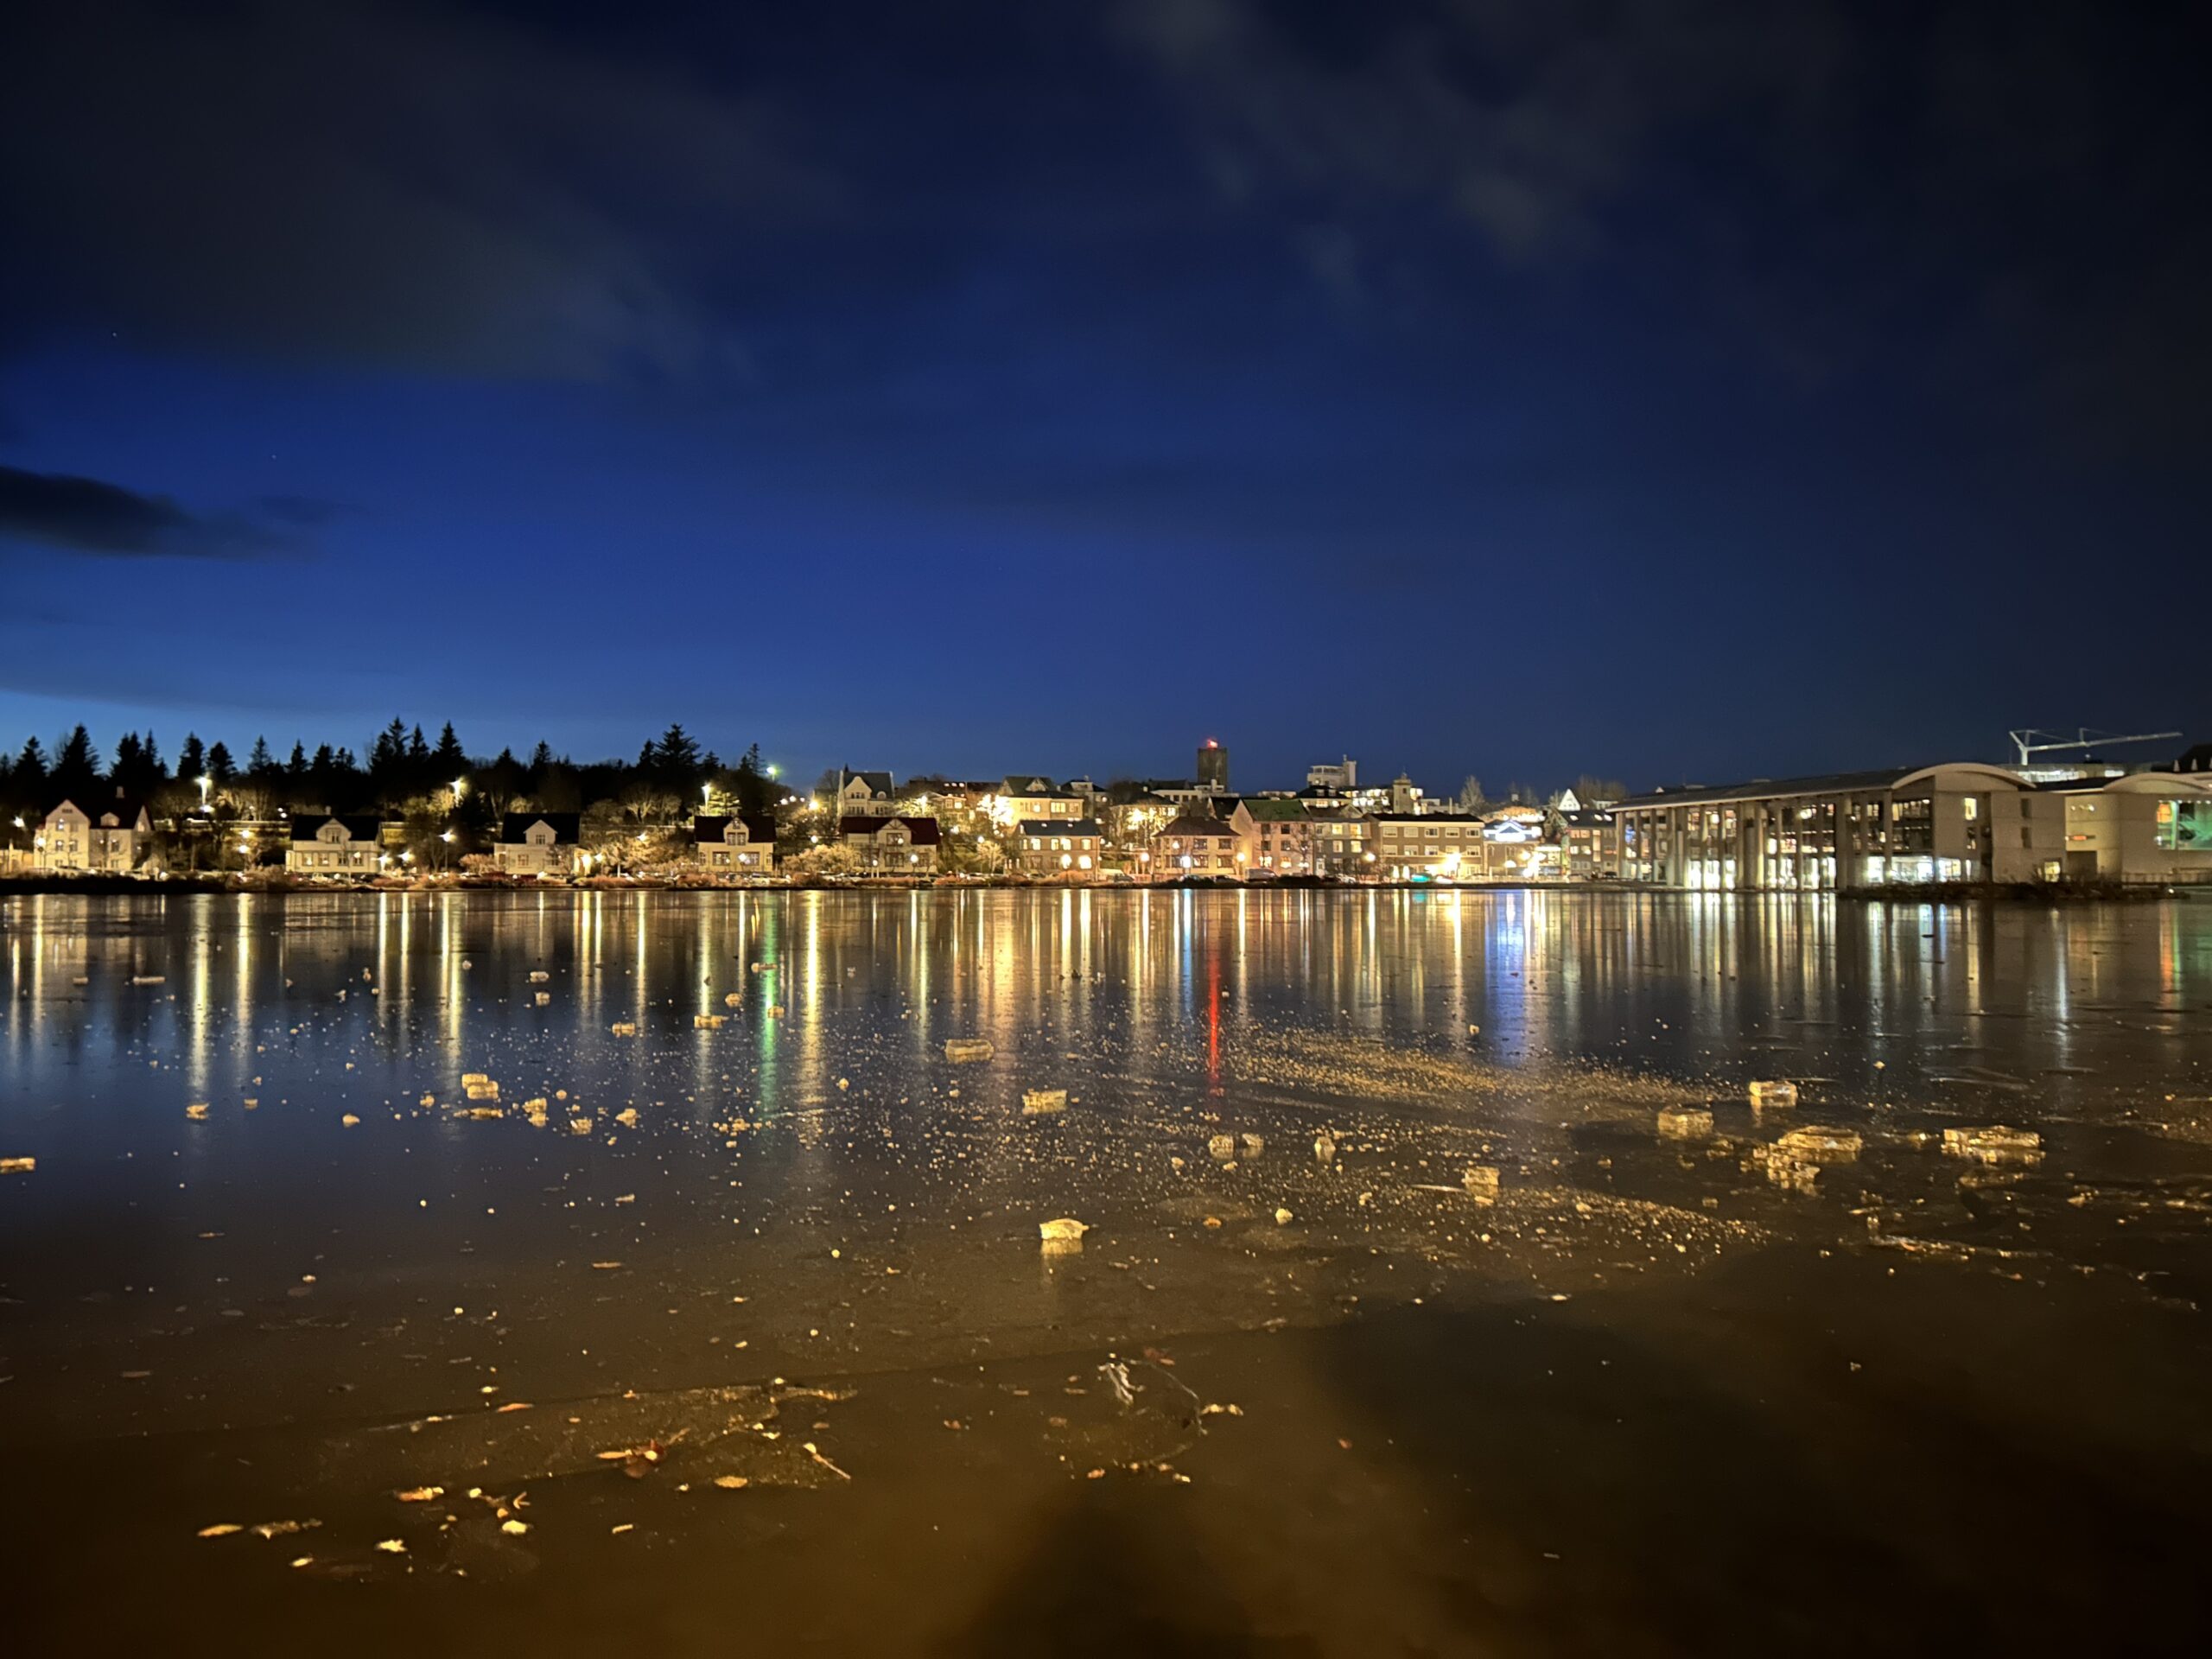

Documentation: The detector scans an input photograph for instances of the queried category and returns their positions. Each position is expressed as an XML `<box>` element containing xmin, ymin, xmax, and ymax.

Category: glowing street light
<box><xmin>195</xmin><ymin>775</ymin><xmax>211</xmax><ymax>810</ymax></box>
<box><xmin>453</xmin><ymin>776</ymin><xmax>467</xmax><ymax>799</ymax></box>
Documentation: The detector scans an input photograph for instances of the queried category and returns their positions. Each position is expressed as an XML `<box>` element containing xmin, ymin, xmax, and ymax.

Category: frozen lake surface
<box><xmin>3</xmin><ymin>888</ymin><xmax>2210</xmax><ymax>1654</ymax></box>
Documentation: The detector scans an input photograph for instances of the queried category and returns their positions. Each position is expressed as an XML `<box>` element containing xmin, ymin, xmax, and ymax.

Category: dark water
<box><xmin>3</xmin><ymin>889</ymin><xmax>2210</xmax><ymax>1655</ymax></box>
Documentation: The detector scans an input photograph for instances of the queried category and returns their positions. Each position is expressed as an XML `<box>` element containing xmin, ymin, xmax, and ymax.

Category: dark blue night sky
<box><xmin>3</xmin><ymin>1</ymin><xmax>2207</xmax><ymax>790</ymax></box>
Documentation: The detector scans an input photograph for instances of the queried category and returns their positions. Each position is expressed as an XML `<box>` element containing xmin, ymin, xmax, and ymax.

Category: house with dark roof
<box><xmin>692</xmin><ymin>813</ymin><xmax>777</xmax><ymax>876</ymax></box>
<box><xmin>495</xmin><ymin>812</ymin><xmax>582</xmax><ymax>877</ymax></box>
<box><xmin>287</xmin><ymin>813</ymin><xmax>387</xmax><ymax>875</ymax></box>
<box><xmin>835</xmin><ymin>769</ymin><xmax>899</xmax><ymax>817</ymax></box>
<box><xmin>837</xmin><ymin>814</ymin><xmax>941</xmax><ymax>873</ymax></box>
<box><xmin>1011</xmin><ymin>818</ymin><xmax>1102</xmax><ymax>875</ymax></box>
<box><xmin>1154</xmin><ymin>812</ymin><xmax>1244</xmax><ymax>878</ymax></box>
<box><xmin>35</xmin><ymin>790</ymin><xmax>149</xmax><ymax>873</ymax></box>
<box><xmin>997</xmin><ymin>774</ymin><xmax>1085</xmax><ymax>824</ymax></box>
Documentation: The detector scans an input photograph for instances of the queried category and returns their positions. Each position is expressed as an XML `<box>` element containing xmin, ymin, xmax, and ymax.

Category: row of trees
<box><xmin>0</xmin><ymin>721</ymin><xmax>784</xmax><ymax>830</ymax></box>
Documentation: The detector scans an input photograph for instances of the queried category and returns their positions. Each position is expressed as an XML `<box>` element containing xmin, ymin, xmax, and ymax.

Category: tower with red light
<box><xmin>1196</xmin><ymin>738</ymin><xmax>1230</xmax><ymax>793</ymax></box>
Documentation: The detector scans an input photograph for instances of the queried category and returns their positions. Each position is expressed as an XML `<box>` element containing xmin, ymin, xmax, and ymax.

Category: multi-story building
<box><xmin>287</xmin><ymin>814</ymin><xmax>385</xmax><ymax>874</ymax></box>
<box><xmin>2046</xmin><ymin>772</ymin><xmax>2212</xmax><ymax>883</ymax></box>
<box><xmin>1611</xmin><ymin>763</ymin><xmax>2039</xmax><ymax>889</ymax></box>
<box><xmin>1196</xmin><ymin>740</ymin><xmax>1230</xmax><ymax>793</ymax></box>
<box><xmin>495</xmin><ymin>812</ymin><xmax>582</xmax><ymax>877</ymax></box>
<box><xmin>1554</xmin><ymin>805</ymin><xmax>1620</xmax><ymax>879</ymax></box>
<box><xmin>34</xmin><ymin>793</ymin><xmax>149</xmax><ymax>873</ymax></box>
<box><xmin>1155</xmin><ymin>811</ymin><xmax>1245</xmax><ymax>878</ymax></box>
<box><xmin>1306</xmin><ymin>757</ymin><xmax>1357</xmax><ymax>791</ymax></box>
<box><xmin>1011</xmin><ymin>818</ymin><xmax>1103</xmax><ymax>875</ymax></box>
<box><xmin>1368</xmin><ymin>812</ymin><xmax>1487</xmax><ymax>880</ymax></box>
<box><xmin>1236</xmin><ymin>798</ymin><xmax>1317</xmax><ymax>874</ymax></box>
<box><xmin>692</xmin><ymin>813</ymin><xmax>777</xmax><ymax>876</ymax></box>
<box><xmin>837</xmin><ymin>814</ymin><xmax>940</xmax><ymax>873</ymax></box>
<box><xmin>995</xmin><ymin>774</ymin><xmax>1086</xmax><ymax>825</ymax></box>
<box><xmin>834</xmin><ymin>770</ymin><xmax>899</xmax><ymax>817</ymax></box>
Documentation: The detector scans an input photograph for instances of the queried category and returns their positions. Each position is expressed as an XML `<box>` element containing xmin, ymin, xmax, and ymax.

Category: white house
<box><xmin>835</xmin><ymin>769</ymin><xmax>899</xmax><ymax>817</ymax></box>
<box><xmin>286</xmin><ymin>814</ymin><xmax>386</xmax><ymax>875</ymax></box>
<box><xmin>495</xmin><ymin>812</ymin><xmax>582</xmax><ymax>876</ymax></box>
<box><xmin>35</xmin><ymin>792</ymin><xmax>149</xmax><ymax>873</ymax></box>
<box><xmin>692</xmin><ymin>812</ymin><xmax>777</xmax><ymax>876</ymax></box>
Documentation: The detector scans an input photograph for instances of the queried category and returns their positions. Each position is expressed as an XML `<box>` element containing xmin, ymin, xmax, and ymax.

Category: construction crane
<box><xmin>2008</xmin><ymin>728</ymin><xmax>2179</xmax><ymax>767</ymax></box>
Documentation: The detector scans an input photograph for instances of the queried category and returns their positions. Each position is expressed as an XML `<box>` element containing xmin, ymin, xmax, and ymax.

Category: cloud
<box><xmin>0</xmin><ymin>1</ymin><xmax>829</xmax><ymax>381</ymax></box>
<box><xmin>1116</xmin><ymin>0</ymin><xmax>1849</xmax><ymax>258</ymax></box>
<box><xmin>0</xmin><ymin>463</ymin><xmax>314</xmax><ymax>559</ymax></box>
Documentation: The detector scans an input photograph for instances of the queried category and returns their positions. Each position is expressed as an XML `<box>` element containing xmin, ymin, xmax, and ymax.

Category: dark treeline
<box><xmin>0</xmin><ymin>719</ymin><xmax>781</xmax><ymax>827</ymax></box>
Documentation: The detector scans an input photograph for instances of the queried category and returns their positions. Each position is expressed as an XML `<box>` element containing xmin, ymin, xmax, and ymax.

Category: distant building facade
<box><xmin>1612</xmin><ymin>764</ymin><xmax>2038</xmax><ymax>889</ymax></box>
<box><xmin>287</xmin><ymin>814</ymin><xmax>385</xmax><ymax>874</ymax></box>
<box><xmin>837</xmin><ymin>814</ymin><xmax>941</xmax><ymax>872</ymax></box>
<box><xmin>1196</xmin><ymin>741</ymin><xmax>1230</xmax><ymax>793</ymax></box>
<box><xmin>1156</xmin><ymin>811</ymin><xmax>1243</xmax><ymax>877</ymax></box>
<box><xmin>495</xmin><ymin>812</ymin><xmax>582</xmax><ymax>877</ymax></box>
<box><xmin>1012</xmin><ymin>818</ymin><xmax>1103</xmax><ymax>874</ymax></box>
<box><xmin>35</xmin><ymin>793</ymin><xmax>149</xmax><ymax>873</ymax></box>
<box><xmin>835</xmin><ymin>770</ymin><xmax>899</xmax><ymax>817</ymax></box>
<box><xmin>692</xmin><ymin>813</ymin><xmax>777</xmax><ymax>876</ymax></box>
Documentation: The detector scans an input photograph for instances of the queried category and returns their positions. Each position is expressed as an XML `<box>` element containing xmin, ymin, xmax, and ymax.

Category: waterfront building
<box><xmin>1234</xmin><ymin>798</ymin><xmax>1317</xmax><ymax>874</ymax></box>
<box><xmin>495</xmin><ymin>811</ymin><xmax>582</xmax><ymax>877</ymax></box>
<box><xmin>2044</xmin><ymin>772</ymin><xmax>2212</xmax><ymax>883</ymax></box>
<box><xmin>1368</xmin><ymin>811</ymin><xmax>1488</xmax><ymax>880</ymax></box>
<box><xmin>286</xmin><ymin>814</ymin><xmax>385</xmax><ymax>874</ymax></box>
<box><xmin>1156</xmin><ymin>812</ymin><xmax>1243</xmax><ymax>877</ymax></box>
<box><xmin>837</xmin><ymin>813</ymin><xmax>940</xmax><ymax>872</ymax></box>
<box><xmin>1011</xmin><ymin>818</ymin><xmax>1103</xmax><ymax>874</ymax></box>
<box><xmin>995</xmin><ymin>774</ymin><xmax>1086</xmax><ymax>825</ymax></box>
<box><xmin>691</xmin><ymin>813</ymin><xmax>777</xmax><ymax>876</ymax></box>
<box><xmin>834</xmin><ymin>769</ymin><xmax>898</xmax><ymax>817</ymax></box>
<box><xmin>34</xmin><ymin>792</ymin><xmax>149</xmax><ymax>873</ymax></box>
<box><xmin>1554</xmin><ymin>804</ymin><xmax>1621</xmax><ymax>879</ymax></box>
<box><xmin>1611</xmin><ymin>763</ymin><xmax>2038</xmax><ymax>889</ymax></box>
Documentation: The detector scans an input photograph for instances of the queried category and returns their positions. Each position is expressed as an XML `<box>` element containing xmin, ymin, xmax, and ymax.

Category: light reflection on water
<box><xmin>5</xmin><ymin>889</ymin><xmax>2210</xmax><ymax>1097</ymax></box>
<box><xmin>3</xmin><ymin>890</ymin><xmax>2212</xmax><ymax>1656</ymax></box>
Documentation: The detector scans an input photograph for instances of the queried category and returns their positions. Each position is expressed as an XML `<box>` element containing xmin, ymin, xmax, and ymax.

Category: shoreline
<box><xmin>0</xmin><ymin>873</ymin><xmax>2191</xmax><ymax>901</ymax></box>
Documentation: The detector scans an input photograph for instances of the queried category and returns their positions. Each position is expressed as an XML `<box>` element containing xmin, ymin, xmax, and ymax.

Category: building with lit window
<box><xmin>1011</xmin><ymin>818</ymin><xmax>1102</xmax><ymax>875</ymax></box>
<box><xmin>834</xmin><ymin>769</ymin><xmax>899</xmax><ymax>817</ymax></box>
<box><xmin>2045</xmin><ymin>772</ymin><xmax>2212</xmax><ymax>883</ymax></box>
<box><xmin>1369</xmin><ymin>811</ymin><xmax>1491</xmax><ymax>880</ymax></box>
<box><xmin>691</xmin><ymin>813</ymin><xmax>776</xmax><ymax>876</ymax></box>
<box><xmin>495</xmin><ymin>812</ymin><xmax>582</xmax><ymax>877</ymax></box>
<box><xmin>35</xmin><ymin>793</ymin><xmax>149</xmax><ymax>873</ymax></box>
<box><xmin>837</xmin><ymin>814</ymin><xmax>940</xmax><ymax>872</ymax></box>
<box><xmin>1157</xmin><ymin>812</ymin><xmax>1243</xmax><ymax>877</ymax></box>
<box><xmin>1611</xmin><ymin>764</ymin><xmax>2042</xmax><ymax>889</ymax></box>
<box><xmin>1554</xmin><ymin>805</ymin><xmax>1620</xmax><ymax>879</ymax></box>
<box><xmin>287</xmin><ymin>814</ymin><xmax>385</xmax><ymax>874</ymax></box>
<box><xmin>995</xmin><ymin>775</ymin><xmax>1086</xmax><ymax>825</ymax></box>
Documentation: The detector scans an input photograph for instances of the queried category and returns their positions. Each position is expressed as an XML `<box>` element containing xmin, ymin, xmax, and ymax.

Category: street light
<box><xmin>453</xmin><ymin>776</ymin><xmax>467</xmax><ymax>799</ymax></box>
<box><xmin>195</xmin><ymin>775</ymin><xmax>210</xmax><ymax>810</ymax></box>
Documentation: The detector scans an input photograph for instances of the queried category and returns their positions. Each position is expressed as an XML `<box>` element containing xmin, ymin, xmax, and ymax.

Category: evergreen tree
<box><xmin>653</xmin><ymin>723</ymin><xmax>702</xmax><ymax>791</ymax></box>
<box><xmin>54</xmin><ymin>725</ymin><xmax>101</xmax><ymax>792</ymax></box>
<box><xmin>16</xmin><ymin>735</ymin><xmax>48</xmax><ymax>790</ymax></box>
<box><xmin>248</xmin><ymin>736</ymin><xmax>276</xmax><ymax>778</ymax></box>
<box><xmin>529</xmin><ymin>740</ymin><xmax>554</xmax><ymax>773</ymax></box>
<box><xmin>177</xmin><ymin>734</ymin><xmax>207</xmax><ymax>780</ymax></box>
<box><xmin>431</xmin><ymin>722</ymin><xmax>467</xmax><ymax>780</ymax></box>
<box><xmin>287</xmin><ymin>741</ymin><xmax>308</xmax><ymax>780</ymax></box>
<box><xmin>207</xmin><ymin>741</ymin><xmax>236</xmax><ymax>784</ymax></box>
